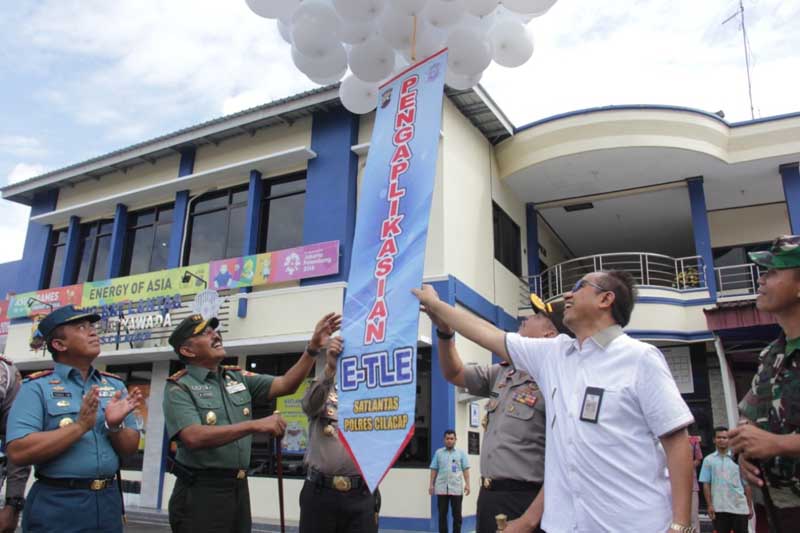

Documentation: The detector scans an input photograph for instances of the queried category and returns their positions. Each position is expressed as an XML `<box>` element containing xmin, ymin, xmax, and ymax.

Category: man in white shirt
<box><xmin>413</xmin><ymin>270</ymin><xmax>696</xmax><ymax>533</ymax></box>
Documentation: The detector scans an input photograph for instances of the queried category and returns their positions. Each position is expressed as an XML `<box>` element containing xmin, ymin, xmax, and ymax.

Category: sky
<box><xmin>1</xmin><ymin>0</ymin><xmax>798</xmax><ymax>265</ymax></box>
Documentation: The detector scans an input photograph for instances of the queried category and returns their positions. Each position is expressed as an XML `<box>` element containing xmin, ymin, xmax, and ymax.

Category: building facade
<box><xmin>1</xmin><ymin>86</ymin><xmax>799</xmax><ymax>530</ymax></box>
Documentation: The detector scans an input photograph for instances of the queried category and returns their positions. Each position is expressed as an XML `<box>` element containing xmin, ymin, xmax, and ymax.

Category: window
<box><xmin>493</xmin><ymin>202</ymin><xmax>522</xmax><ymax>276</ymax></box>
<box><xmin>185</xmin><ymin>187</ymin><xmax>248</xmax><ymax>266</ymax></box>
<box><xmin>76</xmin><ymin>220</ymin><xmax>114</xmax><ymax>283</ymax></box>
<box><xmin>45</xmin><ymin>228</ymin><xmax>69</xmax><ymax>288</ymax></box>
<box><xmin>122</xmin><ymin>205</ymin><xmax>174</xmax><ymax>276</ymax></box>
<box><xmin>395</xmin><ymin>347</ymin><xmax>432</xmax><ymax>467</ymax></box>
<box><xmin>713</xmin><ymin>241</ymin><xmax>770</xmax><ymax>268</ymax></box>
<box><xmin>259</xmin><ymin>174</ymin><xmax>306</xmax><ymax>253</ymax></box>
<box><xmin>104</xmin><ymin>362</ymin><xmax>153</xmax><ymax>472</ymax></box>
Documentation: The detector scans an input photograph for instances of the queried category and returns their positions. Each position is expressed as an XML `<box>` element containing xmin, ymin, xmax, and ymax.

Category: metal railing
<box><xmin>715</xmin><ymin>263</ymin><xmax>763</xmax><ymax>298</ymax></box>
<box><xmin>520</xmin><ymin>252</ymin><xmax>706</xmax><ymax>305</ymax></box>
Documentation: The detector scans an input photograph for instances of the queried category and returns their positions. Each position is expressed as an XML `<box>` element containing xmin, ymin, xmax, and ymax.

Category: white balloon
<box><xmin>333</xmin><ymin>0</ymin><xmax>385</xmax><ymax>22</ymax></box>
<box><xmin>291</xmin><ymin>43</ymin><xmax>348</xmax><ymax>79</ymax></box>
<box><xmin>446</xmin><ymin>27</ymin><xmax>493</xmax><ymax>76</ymax></box>
<box><xmin>339</xmin><ymin>19</ymin><xmax>373</xmax><ymax>44</ymax></box>
<box><xmin>381</xmin><ymin>11</ymin><xmax>420</xmax><ymax>51</ymax></box>
<box><xmin>398</xmin><ymin>24</ymin><xmax>447</xmax><ymax>61</ymax></box>
<box><xmin>425</xmin><ymin>0</ymin><xmax>465</xmax><ymax>29</ymax></box>
<box><xmin>292</xmin><ymin>1</ymin><xmax>342</xmax><ymax>57</ymax></box>
<box><xmin>458</xmin><ymin>13</ymin><xmax>494</xmax><ymax>36</ymax></box>
<box><xmin>277</xmin><ymin>18</ymin><xmax>293</xmax><ymax>45</ymax></box>
<box><xmin>464</xmin><ymin>0</ymin><xmax>498</xmax><ymax>17</ymax></box>
<box><xmin>489</xmin><ymin>17</ymin><xmax>533</xmax><ymax>67</ymax></box>
<box><xmin>445</xmin><ymin>70</ymin><xmax>482</xmax><ymax>90</ymax></box>
<box><xmin>349</xmin><ymin>37</ymin><xmax>396</xmax><ymax>82</ymax></box>
<box><xmin>501</xmin><ymin>0</ymin><xmax>557</xmax><ymax>15</ymax></box>
<box><xmin>339</xmin><ymin>74</ymin><xmax>379</xmax><ymax>114</ymax></box>
<box><xmin>245</xmin><ymin>0</ymin><xmax>300</xmax><ymax>19</ymax></box>
<box><xmin>307</xmin><ymin>67</ymin><xmax>348</xmax><ymax>85</ymax></box>
<box><xmin>390</xmin><ymin>0</ymin><xmax>430</xmax><ymax>17</ymax></box>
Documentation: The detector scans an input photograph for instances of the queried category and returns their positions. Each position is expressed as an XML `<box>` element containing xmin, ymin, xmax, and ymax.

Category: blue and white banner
<box><xmin>338</xmin><ymin>49</ymin><xmax>448</xmax><ymax>491</ymax></box>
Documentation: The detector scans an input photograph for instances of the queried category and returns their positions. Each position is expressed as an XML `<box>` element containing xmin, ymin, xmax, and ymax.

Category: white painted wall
<box><xmin>709</xmin><ymin>203</ymin><xmax>790</xmax><ymax>248</ymax></box>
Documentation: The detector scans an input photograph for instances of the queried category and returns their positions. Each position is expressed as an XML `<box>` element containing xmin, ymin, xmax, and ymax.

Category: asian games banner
<box><xmin>338</xmin><ymin>49</ymin><xmax>448</xmax><ymax>491</ymax></box>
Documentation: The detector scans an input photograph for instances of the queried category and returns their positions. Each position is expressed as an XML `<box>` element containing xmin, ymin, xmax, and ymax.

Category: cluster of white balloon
<box><xmin>245</xmin><ymin>0</ymin><xmax>558</xmax><ymax>114</ymax></box>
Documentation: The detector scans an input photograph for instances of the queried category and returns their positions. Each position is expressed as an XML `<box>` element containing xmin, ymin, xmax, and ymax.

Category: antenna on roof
<box><xmin>722</xmin><ymin>0</ymin><xmax>756</xmax><ymax>119</ymax></box>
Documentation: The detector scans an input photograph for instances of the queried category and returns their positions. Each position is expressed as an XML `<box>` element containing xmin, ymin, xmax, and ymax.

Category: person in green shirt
<box><xmin>729</xmin><ymin>235</ymin><xmax>800</xmax><ymax>531</ymax></box>
<box><xmin>163</xmin><ymin>311</ymin><xmax>342</xmax><ymax>533</ymax></box>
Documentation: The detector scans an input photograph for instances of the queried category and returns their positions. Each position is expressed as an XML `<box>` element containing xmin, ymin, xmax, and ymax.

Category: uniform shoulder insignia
<box><xmin>499</xmin><ymin>361</ymin><xmax>511</xmax><ymax>367</ymax></box>
<box><xmin>0</xmin><ymin>355</ymin><xmax>13</xmax><ymax>366</ymax></box>
<box><xmin>99</xmin><ymin>370</ymin><xmax>124</xmax><ymax>382</ymax></box>
<box><xmin>24</xmin><ymin>369</ymin><xmax>54</xmax><ymax>381</ymax></box>
<box><xmin>167</xmin><ymin>369</ymin><xmax>188</xmax><ymax>382</ymax></box>
<box><xmin>221</xmin><ymin>365</ymin><xmax>242</xmax><ymax>372</ymax></box>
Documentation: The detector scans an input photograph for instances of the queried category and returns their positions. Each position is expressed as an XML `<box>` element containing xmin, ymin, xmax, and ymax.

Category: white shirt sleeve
<box><xmin>635</xmin><ymin>345</ymin><xmax>695</xmax><ymax>438</ymax></box>
<box><xmin>505</xmin><ymin>333</ymin><xmax>564</xmax><ymax>384</ymax></box>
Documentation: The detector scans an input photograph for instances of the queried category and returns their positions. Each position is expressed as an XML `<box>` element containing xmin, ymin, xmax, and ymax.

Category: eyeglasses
<box><xmin>570</xmin><ymin>279</ymin><xmax>609</xmax><ymax>294</ymax></box>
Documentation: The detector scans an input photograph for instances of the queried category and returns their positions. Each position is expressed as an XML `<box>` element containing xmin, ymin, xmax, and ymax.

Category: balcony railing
<box><xmin>520</xmin><ymin>252</ymin><xmax>706</xmax><ymax>305</ymax></box>
<box><xmin>715</xmin><ymin>263</ymin><xmax>763</xmax><ymax>298</ymax></box>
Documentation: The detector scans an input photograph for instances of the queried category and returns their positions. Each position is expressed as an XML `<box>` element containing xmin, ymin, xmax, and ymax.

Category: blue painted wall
<box><xmin>302</xmin><ymin>107</ymin><xmax>359</xmax><ymax>285</ymax></box>
<box><xmin>780</xmin><ymin>163</ymin><xmax>800</xmax><ymax>234</ymax></box>
<box><xmin>60</xmin><ymin>215</ymin><xmax>82</xmax><ymax>287</ymax></box>
<box><xmin>167</xmin><ymin>148</ymin><xmax>196</xmax><ymax>269</ymax></box>
<box><xmin>238</xmin><ymin>170</ymin><xmax>264</xmax><ymax>317</ymax></box>
<box><xmin>526</xmin><ymin>203</ymin><xmax>539</xmax><ymax>295</ymax></box>
<box><xmin>14</xmin><ymin>189</ymin><xmax>58</xmax><ymax>293</ymax></box>
<box><xmin>687</xmin><ymin>177</ymin><xmax>718</xmax><ymax>299</ymax></box>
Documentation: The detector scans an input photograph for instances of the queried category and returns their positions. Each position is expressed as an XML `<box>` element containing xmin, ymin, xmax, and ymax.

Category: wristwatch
<box><xmin>5</xmin><ymin>497</ymin><xmax>24</xmax><ymax>511</ymax></box>
<box><xmin>668</xmin><ymin>523</ymin><xmax>696</xmax><ymax>533</ymax></box>
<box><xmin>305</xmin><ymin>343</ymin><xmax>321</xmax><ymax>357</ymax></box>
<box><xmin>436</xmin><ymin>329</ymin><xmax>455</xmax><ymax>340</ymax></box>
<box><xmin>104</xmin><ymin>419</ymin><xmax>125</xmax><ymax>433</ymax></box>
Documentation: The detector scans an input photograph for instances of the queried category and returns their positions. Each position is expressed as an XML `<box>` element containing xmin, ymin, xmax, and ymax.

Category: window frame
<box><xmin>76</xmin><ymin>219</ymin><xmax>114</xmax><ymax>283</ymax></box>
<box><xmin>121</xmin><ymin>203</ymin><xmax>175</xmax><ymax>276</ymax></box>
<box><xmin>258</xmin><ymin>172</ymin><xmax>307</xmax><ymax>253</ymax></box>
<box><xmin>44</xmin><ymin>228</ymin><xmax>69</xmax><ymax>289</ymax></box>
<box><xmin>183</xmin><ymin>186</ymin><xmax>249</xmax><ymax>266</ymax></box>
<box><xmin>492</xmin><ymin>202</ymin><xmax>522</xmax><ymax>276</ymax></box>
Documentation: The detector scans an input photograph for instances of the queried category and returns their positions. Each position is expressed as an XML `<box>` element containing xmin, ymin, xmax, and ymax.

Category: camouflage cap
<box><xmin>168</xmin><ymin>314</ymin><xmax>219</xmax><ymax>354</ymax></box>
<box><xmin>748</xmin><ymin>235</ymin><xmax>800</xmax><ymax>269</ymax></box>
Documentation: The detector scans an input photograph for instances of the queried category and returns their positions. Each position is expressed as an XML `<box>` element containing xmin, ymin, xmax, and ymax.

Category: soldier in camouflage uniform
<box><xmin>163</xmin><ymin>311</ymin><xmax>341</xmax><ymax>533</ymax></box>
<box><xmin>729</xmin><ymin>235</ymin><xmax>800</xmax><ymax>529</ymax></box>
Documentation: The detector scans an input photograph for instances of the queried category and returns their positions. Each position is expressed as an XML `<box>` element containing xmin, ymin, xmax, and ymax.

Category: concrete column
<box><xmin>140</xmin><ymin>360</ymin><xmax>170</xmax><ymax>509</ymax></box>
<box><xmin>780</xmin><ymin>162</ymin><xmax>800</xmax><ymax>234</ymax></box>
<box><xmin>687</xmin><ymin>177</ymin><xmax>718</xmax><ymax>299</ymax></box>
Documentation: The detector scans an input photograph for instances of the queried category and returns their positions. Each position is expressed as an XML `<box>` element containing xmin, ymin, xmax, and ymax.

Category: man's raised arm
<box><xmin>412</xmin><ymin>285</ymin><xmax>509</xmax><ymax>362</ymax></box>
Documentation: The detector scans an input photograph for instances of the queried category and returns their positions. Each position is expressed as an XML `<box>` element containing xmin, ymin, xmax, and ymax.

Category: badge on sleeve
<box><xmin>579</xmin><ymin>386</ymin><xmax>604</xmax><ymax>423</ymax></box>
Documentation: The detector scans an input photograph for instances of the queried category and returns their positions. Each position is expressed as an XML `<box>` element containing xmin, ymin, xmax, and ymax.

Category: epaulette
<box><xmin>24</xmin><ymin>369</ymin><xmax>54</xmax><ymax>382</ymax></box>
<box><xmin>100</xmin><ymin>370</ymin><xmax>124</xmax><ymax>381</ymax></box>
<box><xmin>0</xmin><ymin>355</ymin><xmax>13</xmax><ymax>366</ymax></box>
<box><xmin>221</xmin><ymin>365</ymin><xmax>242</xmax><ymax>371</ymax></box>
<box><xmin>499</xmin><ymin>361</ymin><xmax>511</xmax><ymax>367</ymax></box>
<box><xmin>167</xmin><ymin>369</ymin><xmax>188</xmax><ymax>382</ymax></box>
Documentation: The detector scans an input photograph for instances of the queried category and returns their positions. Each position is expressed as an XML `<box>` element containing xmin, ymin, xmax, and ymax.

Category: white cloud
<box><xmin>0</xmin><ymin>164</ymin><xmax>46</xmax><ymax>264</ymax></box>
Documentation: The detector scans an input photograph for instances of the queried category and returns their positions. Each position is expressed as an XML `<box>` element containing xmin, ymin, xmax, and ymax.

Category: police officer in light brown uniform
<box><xmin>300</xmin><ymin>336</ymin><xmax>379</xmax><ymax>533</ymax></box>
<box><xmin>423</xmin><ymin>295</ymin><xmax>557</xmax><ymax>533</ymax></box>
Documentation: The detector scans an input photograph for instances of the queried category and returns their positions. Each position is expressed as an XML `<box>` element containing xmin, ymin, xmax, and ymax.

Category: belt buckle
<box><xmin>332</xmin><ymin>475</ymin><xmax>352</xmax><ymax>492</ymax></box>
<box><xmin>236</xmin><ymin>470</ymin><xmax>246</xmax><ymax>480</ymax></box>
<box><xmin>483</xmin><ymin>478</ymin><xmax>492</xmax><ymax>489</ymax></box>
<box><xmin>90</xmin><ymin>479</ymin><xmax>107</xmax><ymax>491</ymax></box>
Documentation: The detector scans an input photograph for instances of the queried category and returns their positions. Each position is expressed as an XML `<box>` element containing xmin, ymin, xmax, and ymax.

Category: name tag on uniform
<box><xmin>580</xmin><ymin>387</ymin><xmax>604</xmax><ymax>423</ymax></box>
<box><xmin>52</xmin><ymin>391</ymin><xmax>72</xmax><ymax>398</ymax></box>
<box><xmin>226</xmin><ymin>382</ymin><xmax>246</xmax><ymax>394</ymax></box>
<box><xmin>98</xmin><ymin>387</ymin><xmax>116</xmax><ymax>398</ymax></box>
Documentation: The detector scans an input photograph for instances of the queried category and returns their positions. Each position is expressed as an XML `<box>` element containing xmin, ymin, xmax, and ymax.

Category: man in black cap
<box><xmin>729</xmin><ymin>235</ymin><xmax>800</xmax><ymax>530</ymax></box>
<box><xmin>163</xmin><ymin>311</ymin><xmax>342</xmax><ymax>533</ymax></box>
<box><xmin>6</xmin><ymin>305</ymin><xmax>143</xmax><ymax>533</ymax></box>
<box><xmin>422</xmin><ymin>294</ymin><xmax>557</xmax><ymax>533</ymax></box>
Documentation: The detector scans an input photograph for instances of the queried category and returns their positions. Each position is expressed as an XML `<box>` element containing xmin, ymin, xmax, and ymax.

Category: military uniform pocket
<box><xmin>45</xmin><ymin>399</ymin><xmax>80</xmax><ymax>430</ymax></box>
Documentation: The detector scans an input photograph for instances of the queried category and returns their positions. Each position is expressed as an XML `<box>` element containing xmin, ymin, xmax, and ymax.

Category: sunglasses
<box><xmin>570</xmin><ymin>279</ymin><xmax>609</xmax><ymax>293</ymax></box>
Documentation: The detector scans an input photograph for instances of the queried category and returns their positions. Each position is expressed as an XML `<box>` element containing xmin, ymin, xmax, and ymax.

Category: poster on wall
<box><xmin>275</xmin><ymin>378</ymin><xmax>312</xmax><ymax>455</ymax></box>
<box><xmin>338</xmin><ymin>50</ymin><xmax>448</xmax><ymax>492</ymax></box>
<box><xmin>661</xmin><ymin>346</ymin><xmax>695</xmax><ymax>394</ymax></box>
<box><xmin>7</xmin><ymin>284</ymin><xmax>84</xmax><ymax>319</ymax></box>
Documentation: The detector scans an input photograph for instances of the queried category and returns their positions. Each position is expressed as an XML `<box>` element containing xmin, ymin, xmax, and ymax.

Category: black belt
<box><xmin>481</xmin><ymin>477</ymin><xmax>541</xmax><ymax>492</ymax></box>
<box><xmin>36</xmin><ymin>473</ymin><xmax>116</xmax><ymax>491</ymax></box>
<box><xmin>307</xmin><ymin>468</ymin><xmax>365</xmax><ymax>492</ymax></box>
<box><xmin>168</xmin><ymin>460</ymin><xmax>247</xmax><ymax>483</ymax></box>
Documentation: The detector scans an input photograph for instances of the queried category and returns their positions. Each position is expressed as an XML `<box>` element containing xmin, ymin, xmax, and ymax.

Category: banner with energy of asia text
<box><xmin>338</xmin><ymin>50</ymin><xmax>447</xmax><ymax>491</ymax></box>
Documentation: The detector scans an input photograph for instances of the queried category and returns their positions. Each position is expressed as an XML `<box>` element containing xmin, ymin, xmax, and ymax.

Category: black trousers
<box><xmin>437</xmin><ymin>495</ymin><xmax>463</xmax><ymax>533</ymax></box>
<box><xmin>168</xmin><ymin>477</ymin><xmax>251</xmax><ymax>533</ymax></box>
<box><xmin>476</xmin><ymin>484</ymin><xmax>543</xmax><ymax>533</ymax></box>
<box><xmin>299</xmin><ymin>479</ymin><xmax>379</xmax><ymax>533</ymax></box>
<box><xmin>712</xmin><ymin>511</ymin><xmax>748</xmax><ymax>533</ymax></box>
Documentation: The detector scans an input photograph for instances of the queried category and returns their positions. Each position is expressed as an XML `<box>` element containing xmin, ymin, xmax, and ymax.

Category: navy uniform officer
<box><xmin>164</xmin><ymin>311</ymin><xmax>342</xmax><ymax>533</ymax></box>
<box><xmin>300</xmin><ymin>336</ymin><xmax>380</xmax><ymax>533</ymax></box>
<box><xmin>6</xmin><ymin>305</ymin><xmax>143</xmax><ymax>533</ymax></box>
<box><xmin>421</xmin><ymin>295</ymin><xmax>557</xmax><ymax>533</ymax></box>
<box><xmin>0</xmin><ymin>353</ymin><xmax>31</xmax><ymax>533</ymax></box>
